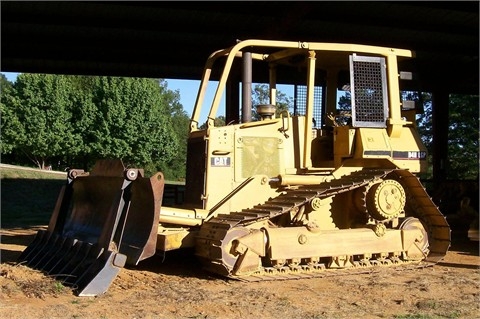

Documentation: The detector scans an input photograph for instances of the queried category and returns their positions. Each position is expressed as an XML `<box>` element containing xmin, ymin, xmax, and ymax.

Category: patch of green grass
<box><xmin>1</xmin><ymin>167</ymin><xmax>67</xmax><ymax>180</ymax></box>
<box><xmin>53</xmin><ymin>281</ymin><xmax>65</xmax><ymax>293</ymax></box>
<box><xmin>1</xmin><ymin>166</ymin><xmax>67</xmax><ymax>228</ymax></box>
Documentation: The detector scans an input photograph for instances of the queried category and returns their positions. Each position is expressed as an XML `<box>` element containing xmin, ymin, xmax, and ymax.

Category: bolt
<box><xmin>311</xmin><ymin>198</ymin><xmax>322</xmax><ymax>210</ymax></box>
<box><xmin>298</xmin><ymin>234</ymin><xmax>307</xmax><ymax>244</ymax></box>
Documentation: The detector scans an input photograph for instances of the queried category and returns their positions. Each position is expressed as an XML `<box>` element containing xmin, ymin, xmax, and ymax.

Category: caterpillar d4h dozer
<box><xmin>19</xmin><ymin>39</ymin><xmax>451</xmax><ymax>296</ymax></box>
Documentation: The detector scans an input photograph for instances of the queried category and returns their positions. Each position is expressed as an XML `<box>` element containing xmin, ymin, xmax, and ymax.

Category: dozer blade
<box><xmin>17</xmin><ymin>159</ymin><xmax>164</xmax><ymax>296</ymax></box>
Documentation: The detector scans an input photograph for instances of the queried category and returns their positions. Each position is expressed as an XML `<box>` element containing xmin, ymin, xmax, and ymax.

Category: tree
<box><xmin>1</xmin><ymin>74</ymin><xmax>21</xmax><ymax>156</ymax></box>
<box><xmin>335</xmin><ymin>91</ymin><xmax>352</xmax><ymax>126</ymax></box>
<box><xmin>251</xmin><ymin>84</ymin><xmax>292</xmax><ymax>120</ymax></box>
<box><xmin>410</xmin><ymin>92</ymin><xmax>433</xmax><ymax>149</ymax></box>
<box><xmin>154</xmin><ymin>80</ymin><xmax>191</xmax><ymax>180</ymax></box>
<box><xmin>447</xmin><ymin>94</ymin><xmax>479</xmax><ymax>179</ymax></box>
<box><xmin>1</xmin><ymin>74</ymin><xmax>187</xmax><ymax>179</ymax></box>
<box><xmin>2</xmin><ymin>74</ymin><xmax>81</xmax><ymax>169</ymax></box>
<box><xmin>65</xmin><ymin>75</ymin><xmax>100</xmax><ymax>169</ymax></box>
<box><xmin>410</xmin><ymin>92</ymin><xmax>478</xmax><ymax>180</ymax></box>
<box><xmin>85</xmin><ymin>76</ymin><xmax>179</xmax><ymax>176</ymax></box>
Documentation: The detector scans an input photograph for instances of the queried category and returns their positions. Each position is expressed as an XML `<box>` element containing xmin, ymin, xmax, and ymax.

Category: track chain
<box><xmin>234</xmin><ymin>258</ymin><xmax>431</xmax><ymax>282</ymax></box>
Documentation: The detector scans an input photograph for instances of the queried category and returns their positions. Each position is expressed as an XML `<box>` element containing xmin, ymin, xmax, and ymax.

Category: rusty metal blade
<box><xmin>18</xmin><ymin>159</ymin><xmax>164</xmax><ymax>296</ymax></box>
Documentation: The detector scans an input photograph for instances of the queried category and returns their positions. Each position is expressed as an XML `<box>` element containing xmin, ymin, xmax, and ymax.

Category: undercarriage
<box><xmin>196</xmin><ymin>169</ymin><xmax>451</xmax><ymax>281</ymax></box>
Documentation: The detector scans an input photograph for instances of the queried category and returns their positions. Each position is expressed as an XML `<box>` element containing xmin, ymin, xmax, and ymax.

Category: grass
<box><xmin>0</xmin><ymin>166</ymin><xmax>67</xmax><ymax>180</ymax></box>
<box><xmin>1</xmin><ymin>166</ymin><xmax>67</xmax><ymax>228</ymax></box>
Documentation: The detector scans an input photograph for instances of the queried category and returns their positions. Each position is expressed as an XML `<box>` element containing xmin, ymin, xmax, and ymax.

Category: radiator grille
<box><xmin>350</xmin><ymin>55</ymin><xmax>388</xmax><ymax>128</ymax></box>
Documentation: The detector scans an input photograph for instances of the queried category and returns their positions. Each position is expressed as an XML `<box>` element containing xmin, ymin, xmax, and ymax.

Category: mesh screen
<box><xmin>294</xmin><ymin>85</ymin><xmax>324</xmax><ymax>128</ymax></box>
<box><xmin>351</xmin><ymin>56</ymin><xmax>388</xmax><ymax>127</ymax></box>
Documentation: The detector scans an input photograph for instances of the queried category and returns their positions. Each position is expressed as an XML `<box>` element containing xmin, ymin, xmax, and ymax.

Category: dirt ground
<box><xmin>1</xmin><ymin>227</ymin><xmax>479</xmax><ymax>319</ymax></box>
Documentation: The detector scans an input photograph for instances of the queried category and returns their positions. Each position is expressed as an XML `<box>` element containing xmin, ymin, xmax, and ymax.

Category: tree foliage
<box><xmin>251</xmin><ymin>84</ymin><xmax>292</xmax><ymax>120</ymax></box>
<box><xmin>1</xmin><ymin>74</ymin><xmax>21</xmax><ymax>155</ymax></box>
<box><xmin>85</xmin><ymin>77</ymin><xmax>178</xmax><ymax>171</ymax></box>
<box><xmin>403</xmin><ymin>91</ymin><xmax>478</xmax><ymax>180</ymax></box>
<box><xmin>1</xmin><ymin>74</ymin><xmax>80</xmax><ymax>169</ymax></box>
<box><xmin>335</xmin><ymin>91</ymin><xmax>352</xmax><ymax>126</ymax></box>
<box><xmin>154</xmin><ymin>80</ymin><xmax>190</xmax><ymax>180</ymax></box>
<box><xmin>1</xmin><ymin>74</ymin><xmax>189</xmax><ymax>179</ymax></box>
<box><xmin>447</xmin><ymin>94</ymin><xmax>479</xmax><ymax>179</ymax></box>
<box><xmin>410</xmin><ymin>92</ymin><xmax>433</xmax><ymax>149</ymax></box>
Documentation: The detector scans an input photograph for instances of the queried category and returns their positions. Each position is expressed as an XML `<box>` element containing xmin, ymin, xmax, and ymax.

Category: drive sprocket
<box><xmin>366</xmin><ymin>179</ymin><xmax>406</xmax><ymax>221</ymax></box>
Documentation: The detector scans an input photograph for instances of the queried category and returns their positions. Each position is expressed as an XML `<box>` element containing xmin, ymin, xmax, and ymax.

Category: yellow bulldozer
<box><xmin>19</xmin><ymin>39</ymin><xmax>451</xmax><ymax>296</ymax></box>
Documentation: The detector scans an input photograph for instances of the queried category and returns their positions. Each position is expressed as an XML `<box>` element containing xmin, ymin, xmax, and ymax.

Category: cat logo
<box><xmin>211</xmin><ymin>157</ymin><xmax>231</xmax><ymax>167</ymax></box>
